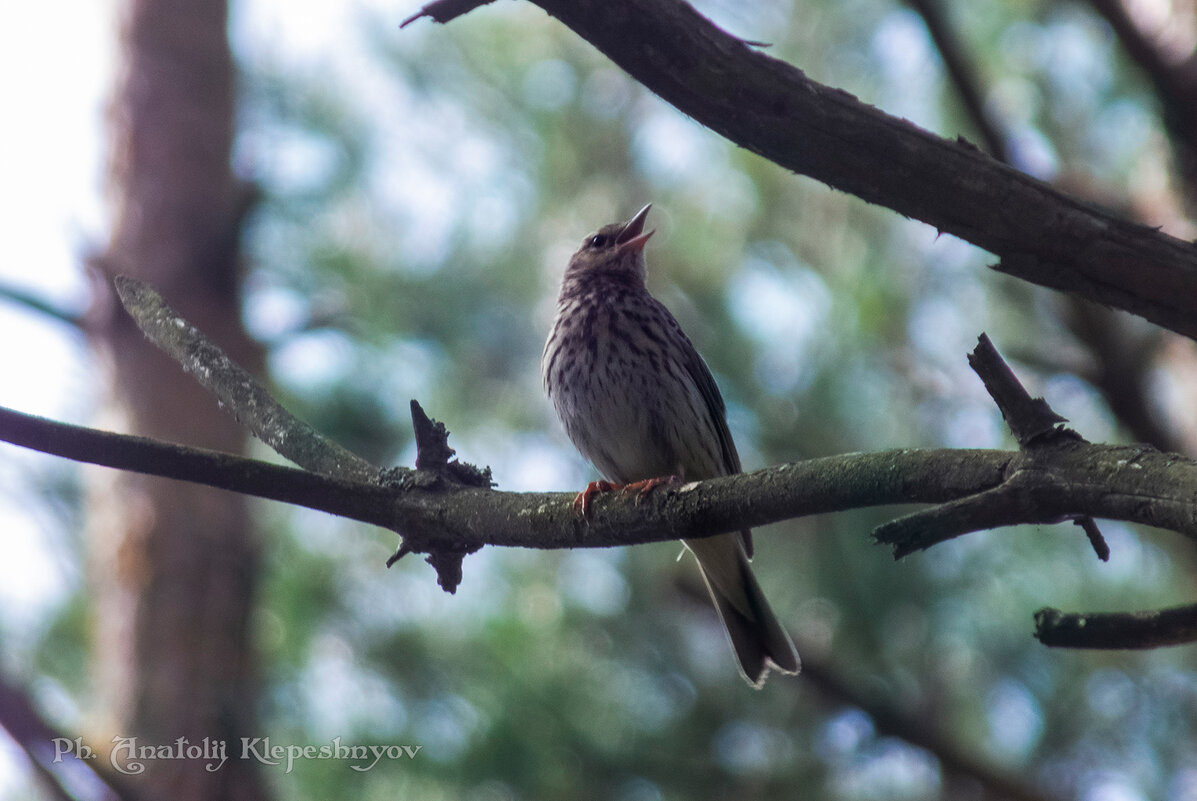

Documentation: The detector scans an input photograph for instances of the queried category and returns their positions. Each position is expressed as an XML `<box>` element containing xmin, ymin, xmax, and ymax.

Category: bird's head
<box><xmin>563</xmin><ymin>204</ymin><xmax>655</xmax><ymax>288</ymax></box>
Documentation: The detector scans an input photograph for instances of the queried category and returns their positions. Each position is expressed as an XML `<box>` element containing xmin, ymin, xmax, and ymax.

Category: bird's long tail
<box><xmin>685</xmin><ymin>532</ymin><xmax>800</xmax><ymax>687</ymax></box>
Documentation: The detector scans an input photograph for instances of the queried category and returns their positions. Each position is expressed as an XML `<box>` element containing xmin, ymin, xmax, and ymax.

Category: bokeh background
<box><xmin>3</xmin><ymin>0</ymin><xmax>1197</xmax><ymax>799</ymax></box>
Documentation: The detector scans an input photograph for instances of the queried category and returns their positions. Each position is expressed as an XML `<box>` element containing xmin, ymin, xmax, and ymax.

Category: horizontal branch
<box><xmin>1035</xmin><ymin>602</ymin><xmax>1197</xmax><ymax>649</ymax></box>
<box><xmin>7</xmin><ymin>279</ymin><xmax>1197</xmax><ymax>650</ymax></box>
<box><xmin>6</xmin><ymin>400</ymin><xmax>1197</xmax><ymax>556</ymax></box>
<box><xmin>408</xmin><ymin>0</ymin><xmax>1197</xmax><ymax>341</ymax></box>
<box><xmin>0</xmin><ymin>401</ymin><xmax>1003</xmax><ymax>545</ymax></box>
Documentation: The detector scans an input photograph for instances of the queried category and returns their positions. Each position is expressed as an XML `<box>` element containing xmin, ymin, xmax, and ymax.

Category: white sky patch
<box><xmin>0</xmin><ymin>4</ymin><xmax>115</xmax><ymax>794</ymax></box>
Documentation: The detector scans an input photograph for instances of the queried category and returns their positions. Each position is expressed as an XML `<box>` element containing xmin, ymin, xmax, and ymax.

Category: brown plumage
<box><xmin>541</xmin><ymin>204</ymin><xmax>800</xmax><ymax>687</ymax></box>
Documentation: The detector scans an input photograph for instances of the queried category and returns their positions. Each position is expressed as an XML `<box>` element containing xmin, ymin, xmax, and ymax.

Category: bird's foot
<box><xmin>571</xmin><ymin>475</ymin><xmax>681</xmax><ymax>517</ymax></box>
<box><xmin>572</xmin><ymin>480</ymin><xmax>619</xmax><ymax>518</ymax></box>
<box><xmin>619</xmin><ymin>474</ymin><xmax>680</xmax><ymax>503</ymax></box>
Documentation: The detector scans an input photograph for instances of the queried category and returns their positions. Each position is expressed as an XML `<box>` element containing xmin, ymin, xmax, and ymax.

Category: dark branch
<box><xmin>0</xmin><ymin>669</ymin><xmax>138</xmax><ymax>801</ymax></box>
<box><xmin>408</xmin><ymin>0</ymin><xmax>1197</xmax><ymax>342</ymax></box>
<box><xmin>1085</xmin><ymin>0</ymin><xmax>1197</xmax><ymax>197</ymax></box>
<box><xmin>1035</xmin><ymin>602</ymin><xmax>1197</xmax><ymax>649</ymax></box>
<box><xmin>6</xmin><ymin>398</ymin><xmax>1197</xmax><ymax>561</ymax></box>
<box><xmin>968</xmin><ymin>333</ymin><xmax>1073</xmax><ymax>445</ymax></box>
<box><xmin>0</xmin><ymin>280</ymin><xmax>86</xmax><ymax>329</ymax></box>
<box><xmin>401</xmin><ymin>0</ymin><xmax>494</xmax><ymax>27</ymax></box>
<box><xmin>0</xmin><ymin>400</ymin><xmax>1009</xmax><ymax>548</ymax></box>
<box><xmin>1074</xmin><ymin>515</ymin><xmax>1111</xmax><ymax>562</ymax></box>
<box><xmin>875</xmin><ymin>470</ymin><xmax>1070</xmax><ymax>558</ymax></box>
<box><xmin>0</xmin><ymin>404</ymin><xmax>395</xmax><ymax>527</ymax></box>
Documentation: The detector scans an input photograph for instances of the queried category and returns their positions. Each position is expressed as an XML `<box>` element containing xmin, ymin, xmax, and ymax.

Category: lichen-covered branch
<box><xmin>114</xmin><ymin>276</ymin><xmax>377</xmax><ymax>482</ymax></box>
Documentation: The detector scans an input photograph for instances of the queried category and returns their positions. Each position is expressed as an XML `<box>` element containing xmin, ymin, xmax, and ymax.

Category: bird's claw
<box><xmin>573</xmin><ymin>480</ymin><xmax>618</xmax><ymax>518</ymax></box>
<box><xmin>619</xmin><ymin>475</ymin><xmax>680</xmax><ymax>501</ymax></box>
<box><xmin>571</xmin><ymin>475</ymin><xmax>680</xmax><ymax>517</ymax></box>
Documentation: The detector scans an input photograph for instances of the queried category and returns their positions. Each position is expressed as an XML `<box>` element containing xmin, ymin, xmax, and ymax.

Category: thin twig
<box><xmin>0</xmin><ymin>280</ymin><xmax>85</xmax><ymax>329</ymax></box>
<box><xmin>401</xmin><ymin>0</ymin><xmax>495</xmax><ymax>27</ymax></box>
<box><xmin>904</xmin><ymin>0</ymin><xmax>1008</xmax><ymax>161</ymax></box>
<box><xmin>967</xmin><ymin>333</ymin><xmax>1073</xmax><ymax>445</ymax></box>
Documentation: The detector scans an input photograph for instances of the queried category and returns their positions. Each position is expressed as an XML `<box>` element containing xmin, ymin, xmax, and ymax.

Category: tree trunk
<box><xmin>87</xmin><ymin>0</ymin><xmax>267</xmax><ymax>798</ymax></box>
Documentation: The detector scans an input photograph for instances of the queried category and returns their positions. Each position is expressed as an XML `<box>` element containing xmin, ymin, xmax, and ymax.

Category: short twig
<box><xmin>968</xmin><ymin>333</ymin><xmax>1073</xmax><ymax>445</ymax></box>
<box><xmin>389</xmin><ymin>401</ymin><xmax>491</xmax><ymax>591</ymax></box>
<box><xmin>1073</xmin><ymin>515</ymin><xmax>1110</xmax><ymax>561</ymax></box>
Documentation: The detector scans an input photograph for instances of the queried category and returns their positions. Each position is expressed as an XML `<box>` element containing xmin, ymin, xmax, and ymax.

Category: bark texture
<box><xmin>87</xmin><ymin>0</ymin><xmax>267</xmax><ymax>798</ymax></box>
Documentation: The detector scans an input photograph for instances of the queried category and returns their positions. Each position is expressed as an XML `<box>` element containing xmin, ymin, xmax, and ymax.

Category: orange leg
<box><xmin>572</xmin><ymin>475</ymin><xmax>681</xmax><ymax>517</ymax></box>
<box><xmin>572</xmin><ymin>480</ymin><xmax>619</xmax><ymax>517</ymax></box>
<box><xmin>618</xmin><ymin>475</ymin><xmax>679</xmax><ymax>497</ymax></box>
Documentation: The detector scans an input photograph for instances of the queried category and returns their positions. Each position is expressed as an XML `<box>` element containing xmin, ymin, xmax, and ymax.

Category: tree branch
<box><xmin>114</xmin><ymin>275</ymin><xmax>377</xmax><ymax>483</ymax></box>
<box><xmin>876</xmin><ymin>334</ymin><xmax>1108</xmax><ymax>558</ymax></box>
<box><xmin>1085</xmin><ymin>0</ymin><xmax>1197</xmax><ymax>196</ymax></box>
<box><xmin>904</xmin><ymin>0</ymin><xmax>1008</xmax><ymax>162</ymax></box>
<box><xmin>0</xmin><ymin>279</ymin><xmax>86</xmax><ymax>329</ymax></box>
<box><xmin>405</xmin><ymin>0</ymin><xmax>1197</xmax><ymax>341</ymax></box>
<box><xmin>3</xmin><ymin>393</ymin><xmax>1196</xmax><ymax>560</ymax></box>
<box><xmin>0</xmin><ymin>668</ymin><xmax>138</xmax><ymax>801</ymax></box>
<box><xmin>1035</xmin><ymin>602</ymin><xmax>1197</xmax><ymax>648</ymax></box>
<box><xmin>6</xmin><ymin>278</ymin><xmax>1197</xmax><ymax>654</ymax></box>
<box><xmin>0</xmin><ymin>400</ymin><xmax>1014</xmax><ymax>548</ymax></box>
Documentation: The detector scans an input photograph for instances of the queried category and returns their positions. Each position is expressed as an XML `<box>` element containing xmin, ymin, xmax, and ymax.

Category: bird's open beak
<box><xmin>616</xmin><ymin>204</ymin><xmax>654</xmax><ymax>252</ymax></box>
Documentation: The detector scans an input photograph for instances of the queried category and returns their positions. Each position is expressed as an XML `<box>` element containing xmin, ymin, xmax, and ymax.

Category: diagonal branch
<box><xmin>405</xmin><ymin>0</ymin><xmax>1197</xmax><ymax>341</ymax></box>
<box><xmin>1085</xmin><ymin>0</ymin><xmax>1197</xmax><ymax>195</ymax></box>
<box><xmin>114</xmin><ymin>276</ymin><xmax>378</xmax><ymax>482</ymax></box>
<box><xmin>903</xmin><ymin>0</ymin><xmax>1008</xmax><ymax>162</ymax></box>
<box><xmin>0</xmin><ymin>400</ymin><xmax>1014</xmax><ymax>550</ymax></box>
<box><xmin>0</xmin><ymin>668</ymin><xmax>139</xmax><ymax>801</ymax></box>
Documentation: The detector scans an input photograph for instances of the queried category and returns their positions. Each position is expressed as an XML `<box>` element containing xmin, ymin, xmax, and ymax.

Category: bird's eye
<box><xmin>588</xmin><ymin>234</ymin><xmax>609</xmax><ymax>248</ymax></box>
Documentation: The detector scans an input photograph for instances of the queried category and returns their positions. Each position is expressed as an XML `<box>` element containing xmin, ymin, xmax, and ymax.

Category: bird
<box><xmin>541</xmin><ymin>204</ymin><xmax>800</xmax><ymax>687</ymax></box>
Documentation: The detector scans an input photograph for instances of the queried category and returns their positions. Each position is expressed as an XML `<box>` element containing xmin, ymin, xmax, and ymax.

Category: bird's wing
<box><xmin>670</xmin><ymin>310</ymin><xmax>754</xmax><ymax>557</ymax></box>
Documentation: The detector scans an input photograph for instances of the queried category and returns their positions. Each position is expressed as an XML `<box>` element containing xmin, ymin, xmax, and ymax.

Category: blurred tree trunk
<box><xmin>86</xmin><ymin>0</ymin><xmax>267</xmax><ymax>799</ymax></box>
